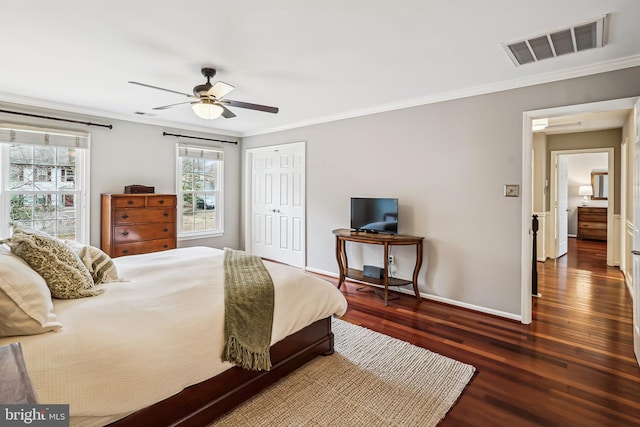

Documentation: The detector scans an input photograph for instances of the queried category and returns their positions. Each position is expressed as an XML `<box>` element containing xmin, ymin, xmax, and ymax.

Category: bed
<box><xmin>0</xmin><ymin>245</ymin><xmax>348</xmax><ymax>426</ymax></box>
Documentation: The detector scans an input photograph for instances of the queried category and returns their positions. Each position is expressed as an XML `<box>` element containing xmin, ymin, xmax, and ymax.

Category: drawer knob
<box><xmin>163</xmin><ymin>212</ymin><xmax>169</xmax><ymax>217</ymax></box>
<box><xmin>163</xmin><ymin>228</ymin><xmax>169</xmax><ymax>232</ymax></box>
<box><xmin>163</xmin><ymin>244</ymin><xmax>168</xmax><ymax>248</ymax></box>
<box><xmin>121</xmin><ymin>214</ymin><xmax>129</xmax><ymax>219</ymax></box>
<box><xmin>122</xmin><ymin>231</ymin><xmax>129</xmax><ymax>236</ymax></box>
<box><xmin>159</xmin><ymin>200</ymin><xmax>165</xmax><ymax>204</ymax></box>
<box><xmin>127</xmin><ymin>200</ymin><xmax>134</xmax><ymax>205</ymax></box>
<box><xmin>122</xmin><ymin>249</ymin><xmax>129</xmax><ymax>254</ymax></box>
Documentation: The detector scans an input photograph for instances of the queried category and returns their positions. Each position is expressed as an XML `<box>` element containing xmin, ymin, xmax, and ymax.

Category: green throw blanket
<box><xmin>221</xmin><ymin>248</ymin><xmax>275</xmax><ymax>371</ymax></box>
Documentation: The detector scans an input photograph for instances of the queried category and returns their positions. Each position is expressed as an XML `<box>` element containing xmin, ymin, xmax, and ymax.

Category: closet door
<box><xmin>248</xmin><ymin>142</ymin><xmax>305</xmax><ymax>268</ymax></box>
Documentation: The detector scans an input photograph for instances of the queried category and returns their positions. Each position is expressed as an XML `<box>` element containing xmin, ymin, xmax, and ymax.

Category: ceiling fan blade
<box><xmin>221</xmin><ymin>99</ymin><xmax>279</xmax><ymax>114</ymax></box>
<box><xmin>207</xmin><ymin>81</ymin><xmax>235</xmax><ymax>99</ymax></box>
<box><xmin>129</xmin><ymin>81</ymin><xmax>195</xmax><ymax>98</ymax></box>
<box><xmin>153</xmin><ymin>101</ymin><xmax>197</xmax><ymax>110</ymax></box>
<box><xmin>220</xmin><ymin>104</ymin><xmax>236</xmax><ymax>119</ymax></box>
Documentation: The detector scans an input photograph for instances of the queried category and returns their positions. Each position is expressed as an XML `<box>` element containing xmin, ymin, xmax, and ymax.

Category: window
<box><xmin>0</xmin><ymin>125</ymin><xmax>89</xmax><ymax>242</ymax></box>
<box><xmin>176</xmin><ymin>144</ymin><xmax>223</xmax><ymax>238</ymax></box>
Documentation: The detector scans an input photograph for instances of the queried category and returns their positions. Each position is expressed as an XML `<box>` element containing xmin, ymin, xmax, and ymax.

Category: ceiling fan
<box><xmin>128</xmin><ymin>67</ymin><xmax>279</xmax><ymax>120</ymax></box>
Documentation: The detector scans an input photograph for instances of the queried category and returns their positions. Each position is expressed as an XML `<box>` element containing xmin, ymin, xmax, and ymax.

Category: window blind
<box><xmin>0</xmin><ymin>124</ymin><xmax>89</xmax><ymax>148</ymax></box>
<box><xmin>178</xmin><ymin>143</ymin><xmax>223</xmax><ymax>160</ymax></box>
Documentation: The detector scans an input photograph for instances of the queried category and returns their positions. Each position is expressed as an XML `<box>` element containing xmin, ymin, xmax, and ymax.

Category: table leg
<box><xmin>412</xmin><ymin>241</ymin><xmax>423</xmax><ymax>301</ymax></box>
<box><xmin>335</xmin><ymin>237</ymin><xmax>345</xmax><ymax>289</ymax></box>
<box><xmin>383</xmin><ymin>243</ymin><xmax>389</xmax><ymax>306</ymax></box>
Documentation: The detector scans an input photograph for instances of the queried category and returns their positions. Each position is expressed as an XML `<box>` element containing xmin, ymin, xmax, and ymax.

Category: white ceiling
<box><xmin>1</xmin><ymin>1</ymin><xmax>639</xmax><ymax>137</ymax></box>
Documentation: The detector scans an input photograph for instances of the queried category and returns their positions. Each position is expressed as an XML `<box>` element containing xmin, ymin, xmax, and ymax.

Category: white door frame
<box><xmin>631</xmin><ymin>96</ymin><xmax>640</xmax><ymax>367</ymax></box>
<box><xmin>244</xmin><ymin>141</ymin><xmax>306</xmax><ymax>267</ymax></box>
<box><xmin>521</xmin><ymin>97</ymin><xmax>637</xmax><ymax>324</ymax></box>
<box><xmin>548</xmin><ymin>148</ymin><xmax>614</xmax><ymax>262</ymax></box>
<box><xmin>553</xmin><ymin>154</ymin><xmax>570</xmax><ymax>259</ymax></box>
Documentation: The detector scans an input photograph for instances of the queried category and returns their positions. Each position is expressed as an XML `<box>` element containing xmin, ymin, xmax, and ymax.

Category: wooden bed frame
<box><xmin>109</xmin><ymin>317</ymin><xmax>334</xmax><ymax>426</ymax></box>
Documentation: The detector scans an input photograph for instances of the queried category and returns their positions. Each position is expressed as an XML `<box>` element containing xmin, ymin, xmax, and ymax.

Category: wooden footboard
<box><xmin>109</xmin><ymin>317</ymin><xmax>334</xmax><ymax>427</ymax></box>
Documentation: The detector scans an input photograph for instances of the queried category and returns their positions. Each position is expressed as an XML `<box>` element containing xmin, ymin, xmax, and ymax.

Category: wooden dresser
<box><xmin>101</xmin><ymin>194</ymin><xmax>177</xmax><ymax>257</ymax></box>
<box><xmin>577</xmin><ymin>207</ymin><xmax>607</xmax><ymax>241</ymax></box>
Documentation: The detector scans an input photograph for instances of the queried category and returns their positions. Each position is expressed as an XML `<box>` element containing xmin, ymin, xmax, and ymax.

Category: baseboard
<box><xmin>305</xmin><ymin>267</ymin><xmax>522</xmax><ymax>322</ymax></box>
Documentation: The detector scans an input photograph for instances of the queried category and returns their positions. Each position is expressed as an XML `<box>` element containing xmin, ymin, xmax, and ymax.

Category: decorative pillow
<box><xmin>64</xmin><ymin>241</ymin><xmax>121</xmax><ymax>285</ymax></box>
<box><xmin>4</xmin><ymin>226</ymin><xmax>102</xmax><ymax>299</ymax></box>
<box><xmin>0</xmin><ymin>245</ymin><xmax>63</xmax><ymax>336</ymax></box>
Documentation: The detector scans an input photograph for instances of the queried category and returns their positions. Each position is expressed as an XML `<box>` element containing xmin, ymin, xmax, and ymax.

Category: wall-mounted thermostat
<box><xmin>504</xmin><ymin>184</ymin><xmax>519</xmax><ymax>197</ymax></box>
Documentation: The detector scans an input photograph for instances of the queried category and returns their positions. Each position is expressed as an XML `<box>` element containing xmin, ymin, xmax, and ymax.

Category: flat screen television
<box><xmin>350</xmin><ymin>197</ymin><xmax>398</xmax><ymax>234</ymax></box>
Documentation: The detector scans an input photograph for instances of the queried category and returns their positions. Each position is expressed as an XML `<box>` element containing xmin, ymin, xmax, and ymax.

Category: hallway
<box><xmin>535</xmin><ymin>237</ymin><xmax>630</xmax><ymax>346</ymax></box>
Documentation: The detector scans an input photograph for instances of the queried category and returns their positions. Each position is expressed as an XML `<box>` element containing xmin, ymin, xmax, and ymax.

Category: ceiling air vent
<box><xmin>503</xmin><ymin>15</ymin><xmax>608</xmax><ymax>66</ymax></box>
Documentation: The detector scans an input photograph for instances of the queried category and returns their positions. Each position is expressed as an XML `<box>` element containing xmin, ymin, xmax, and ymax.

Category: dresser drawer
<box><xmin>113</xmin><ymin>223</ymin><xmax>175</xmax><ymax>243</ymax></box>
<box><xmin>147</xmin><ymin>195</ymin><xmax>176</xmax><ymax>207</ymax></box>
<box><xmin>579</xmin><ymin>212</ymin><xmax>606</xmax><ymax>222</ymax></box>
<box><xmin>114</xmin><ymin>207</ymin><xmax>176</xmax><ymax>225</ymax></box>
<box><xmin>112</xmin><ymin>197</ymin><xmax>146</xmax><ymax>208</ymax></box>
<box><xmin>113</xmin><ymin>239</ymin><xmax>176</xmax><ymax>257</ymax></box>
<box><xmin>578</xmin><ymin>222</ymin><xmax>606</xmax><ymax>231</ymax></box>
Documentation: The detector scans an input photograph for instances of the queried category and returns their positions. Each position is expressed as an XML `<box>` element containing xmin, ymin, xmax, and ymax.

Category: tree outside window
<box><xmin>2</xmin><ymin>135</ymin><xmax>85</xmax><ymax>241</ymax></box>
<box><xmin>177</xmin><ymin>145</ymin><xmax>223</xmax><ymax>237</ymax></box>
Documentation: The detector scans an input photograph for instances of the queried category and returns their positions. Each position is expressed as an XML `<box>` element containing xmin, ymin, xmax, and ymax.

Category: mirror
<box><xmin>591</xmin><ymin>172</ymin><xmax>608</xmax><ymax>200</ymax></box>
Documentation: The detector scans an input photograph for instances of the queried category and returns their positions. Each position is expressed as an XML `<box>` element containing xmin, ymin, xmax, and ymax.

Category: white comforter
<box><xmin>0</xmin><ymin>247</ymin><xmax>347</xmax><ymax>425</ymax></box>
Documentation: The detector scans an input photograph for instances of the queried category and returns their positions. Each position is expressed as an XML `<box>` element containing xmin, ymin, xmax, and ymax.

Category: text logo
<box><xmin>1</xmin><ymin>405</ymin><xmax>69</xmax><ymax>426</ymax></box>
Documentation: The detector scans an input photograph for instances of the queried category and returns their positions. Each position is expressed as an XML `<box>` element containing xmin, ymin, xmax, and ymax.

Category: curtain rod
<box><xmin>162</xmin><ymin>131</ymin><xmax>237</xmax><ymax>145</ymax></box>
<box><xmin>0</xmin><ymin>108</ymin><xmax>113</xmax><ymax>129</ymax></box>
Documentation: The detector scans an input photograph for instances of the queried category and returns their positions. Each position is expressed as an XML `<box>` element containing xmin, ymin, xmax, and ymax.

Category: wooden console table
<box><xmin>332</xmin><ymin>228</ymin><xmax>424</xmax><ymax>306</ymax></box>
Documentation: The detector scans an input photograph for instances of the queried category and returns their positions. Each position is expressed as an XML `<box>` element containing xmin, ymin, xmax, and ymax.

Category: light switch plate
<box><xmin>504</xmin><ymin>184</ymin><xmax>519</xmax><ymax>197</ymax></box>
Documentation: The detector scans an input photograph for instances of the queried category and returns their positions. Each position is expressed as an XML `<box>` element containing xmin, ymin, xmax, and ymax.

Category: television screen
<box><xmin>350</xmin><ymin>197</ymin><xmax>398</xmax><ymax>234</ymax></box>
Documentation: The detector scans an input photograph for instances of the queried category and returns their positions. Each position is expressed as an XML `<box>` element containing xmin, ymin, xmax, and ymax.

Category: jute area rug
<box><xmin>210</xmin><ymin>318</ymin><xmax>476</xmax><ymax>427</ymax></box>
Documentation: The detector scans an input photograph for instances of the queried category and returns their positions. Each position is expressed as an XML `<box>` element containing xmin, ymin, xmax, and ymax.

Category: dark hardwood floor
<box><xmin>326</xmin><ymin>237</ymin><xmax>640</xmax><ymax>427</ymax></box>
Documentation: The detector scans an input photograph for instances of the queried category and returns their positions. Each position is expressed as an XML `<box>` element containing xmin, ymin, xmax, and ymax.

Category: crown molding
<box><xmin>243</xmin><ymin>54</ymin><xmax>640</xmax><ymax>137</ymax></box>
<box><xmin>0</xmin><ymin>93</ymin><xmax>242</xmax><ymax>138</ymax></box>
<box><xmin>2</xmin><ymin>54</ymin><xmax>639</xmax><ymax>139</ymax></box>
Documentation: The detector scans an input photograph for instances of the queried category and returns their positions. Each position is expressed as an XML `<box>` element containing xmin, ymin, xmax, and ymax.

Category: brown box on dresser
<box><xmin>577</xmin><ymin>206</ymin><xmax>607</xmax><ymax>241</ymax></box>
<box><xmin>101</xmin><ymin>193</ymin><xmax>177</xmax><ymax>257</ymax></box>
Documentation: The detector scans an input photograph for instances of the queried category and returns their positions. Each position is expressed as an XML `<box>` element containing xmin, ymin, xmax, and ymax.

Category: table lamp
<box><xmin>578</xmin><ymin>185</ymin><xmax>593</xmax><ymax>206</ymax></box>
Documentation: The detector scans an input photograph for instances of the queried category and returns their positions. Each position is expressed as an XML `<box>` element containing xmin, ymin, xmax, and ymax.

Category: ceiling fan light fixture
<box><xmin>192</xmin><ymin>100</ymin><xmax>224</xmax><ymax>120</ymax></box>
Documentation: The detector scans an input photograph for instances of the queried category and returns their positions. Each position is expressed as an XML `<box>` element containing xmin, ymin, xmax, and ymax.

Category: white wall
<box><xmin>242</xmin><ymin>66</ymin><xmax>640</xmax><ymax>318</ymax></box>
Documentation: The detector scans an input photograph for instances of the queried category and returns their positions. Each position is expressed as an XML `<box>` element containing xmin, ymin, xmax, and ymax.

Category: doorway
<box><xmin>548</xmin><ymin>149</ymin><xmax>613</xmax><ymax>263</ymax></box>
<box><xmin>521</xmin><ymin>97</ymin><xmax>637</xmax><ymax>324</ymax></box>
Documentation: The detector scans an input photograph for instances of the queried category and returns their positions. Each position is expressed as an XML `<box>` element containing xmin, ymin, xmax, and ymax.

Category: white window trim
<box><xmin>176</xmin><ymin>143</ymin><xmax>224</xmax><ymax>240</ymax></box>
<box><xmin>0</xmin><ymin>125</ymin><xmax>90</xmax><ymax>243</ymax></box>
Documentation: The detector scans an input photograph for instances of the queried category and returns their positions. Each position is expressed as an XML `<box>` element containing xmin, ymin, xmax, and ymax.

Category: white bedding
<box><xmin>0</xmin><ymin>247</ymin><xmax>348</xmax><ymax>426</ymax></box>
